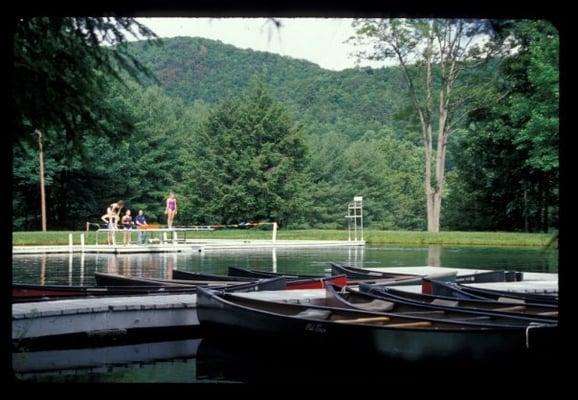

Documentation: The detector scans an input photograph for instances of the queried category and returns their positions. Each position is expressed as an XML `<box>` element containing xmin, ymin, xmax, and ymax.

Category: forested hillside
<box><xmin>128</xmin><ymin>37</ymin><xmax>410</xmax><ymax>140</ymax></box>
<box><xmin>12</xmin><ymin>21</ymin><xmax>558</xmax><ymax>233</ymax></box>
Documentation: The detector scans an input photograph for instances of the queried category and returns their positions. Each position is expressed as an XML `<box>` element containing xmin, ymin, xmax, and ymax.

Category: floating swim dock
<box><xmin>12</xmin><ymin>239</ymin><xmax>366</xmax><ymax>255</ymax></box>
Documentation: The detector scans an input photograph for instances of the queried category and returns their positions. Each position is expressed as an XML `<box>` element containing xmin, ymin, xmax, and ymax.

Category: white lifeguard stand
<box><xmin>346</xmin><ymin>196</ymin><xmax>363</xmax><ymax>241</ymax></box>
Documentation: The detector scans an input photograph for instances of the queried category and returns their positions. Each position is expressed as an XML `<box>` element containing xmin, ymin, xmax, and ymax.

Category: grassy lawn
<box><xmin>12</xmin><ymin>229</ymin><xmax>556</xmax><ymax>247</ymax></box>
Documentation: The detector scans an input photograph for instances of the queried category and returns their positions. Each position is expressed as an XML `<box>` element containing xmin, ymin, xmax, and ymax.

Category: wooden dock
<box><xmin>12</xmin><ymin>293</ymin><xmax>199</xmax><ymax>340</ymax></box>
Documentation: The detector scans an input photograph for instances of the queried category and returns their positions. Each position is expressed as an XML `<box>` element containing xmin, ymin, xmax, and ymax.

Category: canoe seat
<box><xmin>295</xmin><ymin>308</ymin><xmax>332</xmax><ymax>320</ymax></box>
<box><xmin>335</xmin><ymin>316</ymin><xmax>391</xmax><ymax>324</ymax></box>
<box><xmin>537</xmin><ymin>311</ymin><xmax>558</xmax><ymax>317</ymax></box>
<box><xmin>355</xmin><ymin>299</ymin><xmax>395</xmax><ymax>312</ymax></box>
<box><xmin>430</xmin><ymin>298</ymin><xmax>460</xmax><ymax>307</ymax></box>
<box><xmin>497</xmin><ymin>296</ymin><xmax>525</xmax><ymax>304</ymax></box>
<box><xmin>385</xmin><ymin>321</ymin><xmax>432</xmax><ymax>328</ymax></box>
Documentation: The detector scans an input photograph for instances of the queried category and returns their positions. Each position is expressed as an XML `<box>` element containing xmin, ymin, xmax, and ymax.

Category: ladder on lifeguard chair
<box><xmin>346</xmin><ymin>196</ymin><xmax>363</xmax><ymax>241</ymax></box>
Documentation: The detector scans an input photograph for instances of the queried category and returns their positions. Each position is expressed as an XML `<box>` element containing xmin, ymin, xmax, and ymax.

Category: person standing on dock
<box><xmin>121</xmin><ymin>209</ymin><xmax>133</xmax><ymax>245</ymax></box>
<box><xmin>101</xmin><ymin>206</ymin><xmax>116</xmax><ymax>245</ymax></box>
<box><xmin>110</xmin><ymin>200</ymin><xmax>125</xmax><ymax>229</ymax></box>
<box><xmin>165</xmin><ymin>192</ymin><xmax>178</xmax><ymax>229</ymax></box>
<box><xmin>135</xmin><ymin>209</ymin><xmax>148</xmax><ymax>244</ymax></box>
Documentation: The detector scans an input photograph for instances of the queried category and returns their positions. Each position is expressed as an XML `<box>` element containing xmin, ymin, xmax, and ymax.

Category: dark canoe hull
<box><xmin>334</xmin><ymin>263</ymin><xmax>522</xmax><ymax>286</ymax></box>
<box><xmin>358</xmin><ymin>284</ymin><xmax>558</xmax><ymax>319</ymax></box>
<box><xmin>13</xmin><ymin>285</ymin><xmax>98</xmax><ymax>298</ymax></box>
<box><xmin>196</xmin><ymin>288</ymin><xmax>558</xmax><ymax>363</ymax></box>
<box><xmin>286</xmin><ymin>275</ymin><xmax>347</xmax><ymax>290</ymax></box>
<box><xmin>94</xmin><ymin>272</ymin><xmax>290</xmax><ymax>292</ymax></box>
<box><xmin>172</xmin><ymin>269</ymin><xmax>251</xmax><ymax>282</ymax></box>
<box><xmin>453</xmin><ymin>270</ymin><xmax>524</xmax><ymax>283</ymax></box>
<box><xmin>428</xmin><ymin>279</ymin><xmax>559</xmax><ymax>305</ymax></box>
<box><xmin>12</xmin><ymin>283</ymin><xmax>204</xmax><ymax>302</ymax></box>
<box><xmin>13</xmin><ymin>277</ymin><xmax>289</xmax><ymax>302</ymax></box>
<box><xmin>325</xmin><ymin>284</ymin><xmax>556</xmax><ymax>324</ymax></box>
<box><xmin>12</xmin><ymin>285</ymin><xmax>203</xmax><ymax>303</ymax></box>
<box><xmin>172</xmin><ymin>269</ymin><xmax>346</xmax><ymax>290</ymax></box>
<box><xmin>329</xmin><ymin>263</ymin><xmax>420</xmax><ymax>281</ymax></box>
<box><xmin>94</xmin><ymin>272</ymin><xmax>201</xmax><ymax>287</ymax></box>
<box><xmin>227</xmin><ymin>266</ymin><xmax>321</xmax><ymax>280</ymax></box>
<box><xmin>460</xmin><ymin>284</ymin><xmax>558</xmax><ymax>304</ymax></box>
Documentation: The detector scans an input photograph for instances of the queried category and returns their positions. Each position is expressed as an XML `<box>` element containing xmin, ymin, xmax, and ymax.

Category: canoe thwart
<box><xmin>334</xmin><ymin>316</ymin><xmax>391</xmax><ymax>324</ymax></box>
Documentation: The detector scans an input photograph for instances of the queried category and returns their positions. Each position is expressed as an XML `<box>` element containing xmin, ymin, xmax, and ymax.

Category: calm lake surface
<box><xmin>12</xmin><ymin>244</ymin><xmax>558</xmax><ymax>286</ymax></box>
<box><xmin>12</xmin><ymin>245</ymin><xmax>558</xmax><ymax>383</ymax></box>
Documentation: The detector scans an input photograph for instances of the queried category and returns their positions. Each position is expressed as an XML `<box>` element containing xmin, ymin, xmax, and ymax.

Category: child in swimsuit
<box><xmin>165</xmin><ymin>192</ymin><xmax>177</xmax><ymax>229</ymax></box>
<box><xmin>122</xmin><ymin>209</ymin><xmax>132</xmax><ymax>245</ymax></box>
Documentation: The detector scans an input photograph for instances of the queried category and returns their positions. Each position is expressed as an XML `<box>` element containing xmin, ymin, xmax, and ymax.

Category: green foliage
<box><xmin>126</xmin><ymin>37</ymin><xmax>406</xmax><ymax>141</ymax></box>
<box><xmin>13</xmin><ymin>17</ymin><xmax>158</xmax><ymax>148</ymax></box>
<box><xmin>181</xmin><ymin>81</ymin><xmax>308</xmax><ymax>227</ymax></box>
<box><xmin>12</xmin><ymin>29</ymin><xmax>558</xmax><ymax>233</ymax></box>
<box><xmin>444</xmin><ymin>20</ymin><xmax>559</xmax><ymax>232</ymax></box>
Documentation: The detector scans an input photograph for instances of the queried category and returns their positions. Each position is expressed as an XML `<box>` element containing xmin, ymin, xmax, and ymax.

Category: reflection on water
<box><xmin>12</xmin><ymin>245</ymin><xmax>557</xmax><ymax>286</ymax></box>
<box><xmin>11</xmin><ymin>245</ymin><xmax>559</xmax><ymax>382</ymax></box>
<box><xmin>14</xmin><ymin>338</ymin><xmax>202</xmax><ymax>382</ymax></box>
<box><xmin>10</xmin><ymin>333</ymin><xmax>436</xmax><ymax>383</ymax></box>
<box><xmin>14</xmin><ymin>331</ymin><xmax>559</xmax><ymax>383</ymax></box>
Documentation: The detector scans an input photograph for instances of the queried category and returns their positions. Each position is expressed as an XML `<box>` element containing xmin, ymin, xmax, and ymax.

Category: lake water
<box><xmin>12</xmin><ymin>244</ymin><xmax>558</xmax><ymax>286</ymax></box>
<box><xmin>12</xmin><ymin>244</ymin><xmax>558</xmax><ymax>383</ymax></box>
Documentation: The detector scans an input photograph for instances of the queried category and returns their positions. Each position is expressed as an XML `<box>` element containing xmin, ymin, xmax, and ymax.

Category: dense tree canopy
<box><xmin>443</xmin><ymin>20</ymin><xmax>559</xmax><ymax>232</ymax></box>
<box><xmin>12</xmin><ymin>21</ymin><xmax>558</xmax><ymax>233</ymax></box>
<box><xmin>180</xmin><ymin>81</ymin><xmax>308</xmax><ymax>227</ymax></box>
<box><xmin>13</xmin><ymin>17</ymin><xmax>158</xmax><ymax>148</ymax></box>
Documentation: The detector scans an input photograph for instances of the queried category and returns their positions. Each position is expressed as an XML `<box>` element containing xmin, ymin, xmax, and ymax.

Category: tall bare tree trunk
<box><xmin>423</xmin><ymin>28</ymin><xmax>437</xmax><ymax>232</ymax></box>
<box><xmin>379</xmin><ymin>19</ymin><xmax>484</xmax><ymax>233</ymax></box>
<box><xmin>424</xmin><ymin>129</ymin><xmax>435</xmax><ymax>232</ymax></box>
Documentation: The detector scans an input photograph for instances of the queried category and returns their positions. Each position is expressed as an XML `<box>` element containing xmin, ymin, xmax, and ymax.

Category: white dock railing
<box><xmin>92</xmin><ymin>222</ymin><xmax>279</xmax><ymax>246</ymax></box>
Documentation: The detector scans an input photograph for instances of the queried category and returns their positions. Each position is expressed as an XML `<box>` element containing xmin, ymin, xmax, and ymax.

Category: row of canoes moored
<box><xmin>13</xmin><ymin>263</ymin><xmax>558</xmax><ymax>362</ymax></box>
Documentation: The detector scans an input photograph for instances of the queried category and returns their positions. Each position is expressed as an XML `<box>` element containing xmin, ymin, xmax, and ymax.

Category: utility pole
<box><xmin>36</xmin><ymin>129</ymin><xmax>47</xmax><ymax>232</ymax></box>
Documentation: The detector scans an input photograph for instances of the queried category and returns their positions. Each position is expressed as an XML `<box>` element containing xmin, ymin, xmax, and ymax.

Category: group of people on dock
<box><xmin>100</xmin><ymin>192</ymin><xmax>178</xmax><ymax>245</ymax></box>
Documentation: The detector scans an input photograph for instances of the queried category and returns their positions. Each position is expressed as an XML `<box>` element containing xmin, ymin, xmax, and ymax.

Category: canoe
<box><xmin>284</xmin><ymin>275</ymin><xmax>347</xmax><ymax>289</ymax></box>
<box><xmin>94</xmin><ymin>272</ymin><xmax>247</xmax><ymax>287</ymax></box>
<box><xmin>329</xmin><ymin>263</ymin><xmax>421</xmax><ymax>281</ymax></box>
<box><xmin>172</xmin><ymin>269</ymin><xmax>348</xmax><ymax>290</ymax></box>
<box><xmin>13</xmin><ymin>276</ymin><xmax>290</xmax><ymax>302</ymax></box>
<box><xmin>458</xmin><ymin>270</ymin><xmax>524</xmax><ymax>283</ymax></box>
<box><xmin>324</xmin><ymin>284</ymin><xmax>556</xmax><ymax>324</ymax></box>
<box><xmin>332</xmin><ymin>263</ymin><xmax>522</xmax><ymax>284</ymax></box>
<box><xmin>196</xmin><ymin>287</ymin><xmax>558</xmax><ymax>363</ymax></box>
<box><xmin>173</xmin><ymin>269</ymin><xmax>251</xmax><ymax>282</ymax></box>
<box><xmin>12</xmin><ymin>283</ymin><xmax>199</xmax><ymax>302</ymax></box>
<box><xmin>227</xmin><ymin>265</ymin><xmax>425</xmax><ymax>287</ymax></box>
<box><xmin>227</xmin><ymin>266</ymin><xmax>322</xmax><ymax>280</ymax></box>
<box><xmin>426</xmin><ymin>279</ymin><xmax>559</xmax><ymax>305</ymax></box>
<box><xmin>358</xmin><ymin>283</ymin><xmax>558</xmax><ymax>320</ymax></box>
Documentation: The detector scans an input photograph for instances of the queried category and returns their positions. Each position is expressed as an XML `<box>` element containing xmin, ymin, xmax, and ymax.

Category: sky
<box><xmin>135</xmin><ymin>17</ymin><xmax>385</xmax><ymax>71</ymax></box>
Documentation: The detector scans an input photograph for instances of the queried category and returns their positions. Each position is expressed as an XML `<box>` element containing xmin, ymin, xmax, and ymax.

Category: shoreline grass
<box><xmin>12</xmin><ymin>229</ymin><xmax>556</xmax><ymax>248</ymax></box>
